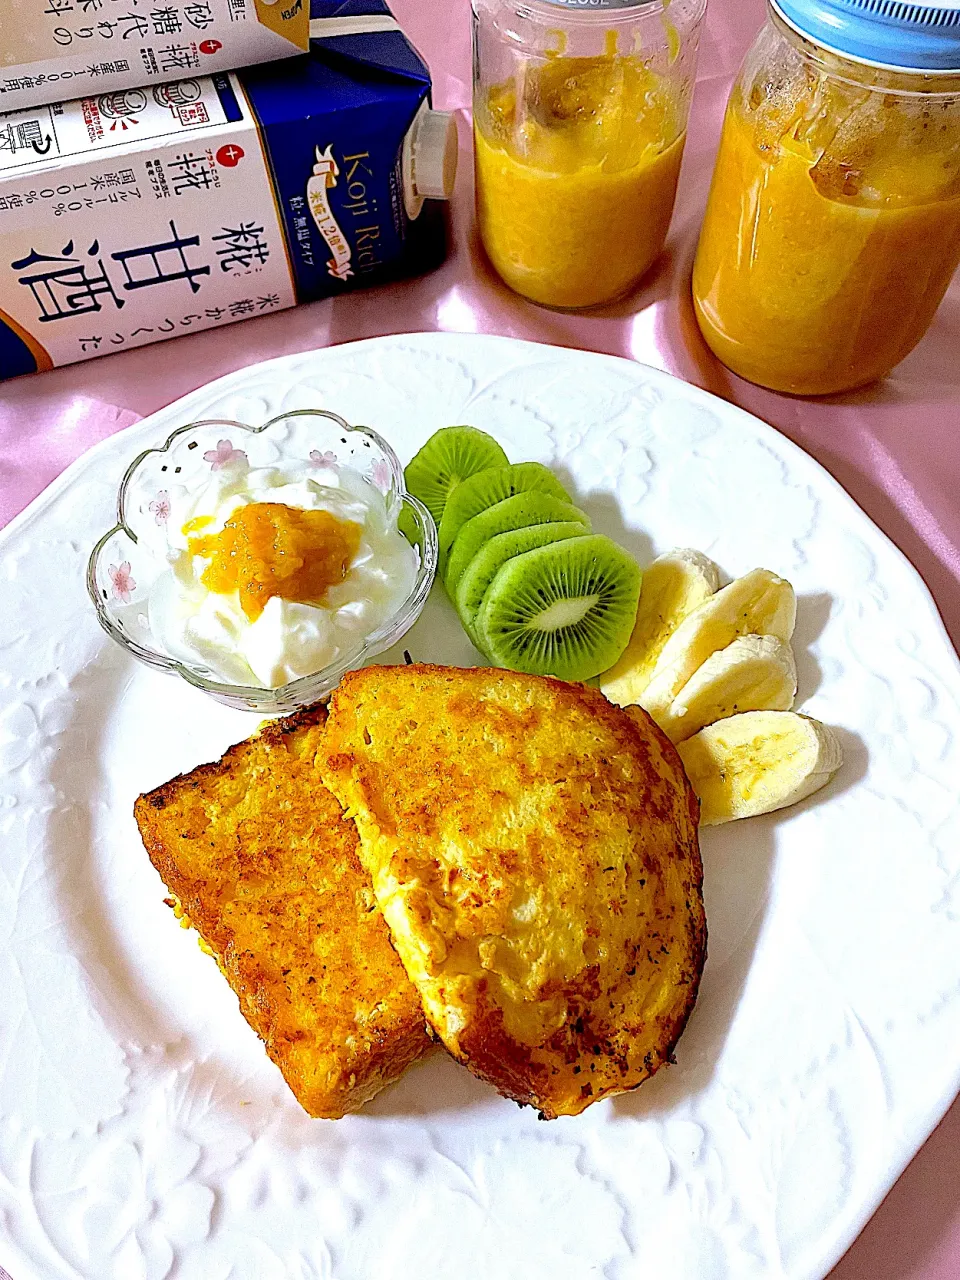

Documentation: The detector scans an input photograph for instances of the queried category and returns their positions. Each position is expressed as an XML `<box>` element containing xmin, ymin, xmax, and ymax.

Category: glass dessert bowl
<box><xmin>87</xmin><ymin>409</ymin><xmax>437</xmax><ymax>714</ymax></box>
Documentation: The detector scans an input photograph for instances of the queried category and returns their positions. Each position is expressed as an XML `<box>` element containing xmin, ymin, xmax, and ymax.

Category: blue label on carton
<box><xmin>238</xmin><ymin>21</ymin><xmax>431</xmax><ymax>303</ymax></box>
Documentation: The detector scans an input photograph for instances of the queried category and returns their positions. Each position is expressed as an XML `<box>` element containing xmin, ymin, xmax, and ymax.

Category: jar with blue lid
<box><xmin>692</xmin><ymin>0</ymin><xmax>960</xmax><ymax>395</ymax></box>
<box><xmin>472</xmin><ymin>0</ymin><xmax>707</xmax><ymax>309</ymax></box>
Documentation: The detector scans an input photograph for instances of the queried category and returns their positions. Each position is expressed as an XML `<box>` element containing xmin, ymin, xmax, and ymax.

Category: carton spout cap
<box><xmin>404</xmin><ymin>108</ymin><xmax>458</xmax><ymax>216</ymax></box>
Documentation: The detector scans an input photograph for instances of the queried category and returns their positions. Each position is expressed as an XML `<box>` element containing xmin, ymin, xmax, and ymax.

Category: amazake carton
<box><xmin>0</xmin><ymin>0</ymin><xmax>457</xmax><ymax>380</ymax></box>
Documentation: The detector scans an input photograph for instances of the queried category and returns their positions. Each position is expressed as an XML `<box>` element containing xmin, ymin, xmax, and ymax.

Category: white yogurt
<box><xmin>148</xmin><ymin>461</ymin><xmax>418</xmax><ymax>688</ymax></box>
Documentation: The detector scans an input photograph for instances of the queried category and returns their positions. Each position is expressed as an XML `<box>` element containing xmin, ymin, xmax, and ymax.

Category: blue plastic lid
<box><xmin>771</xmin><ymin>0</ymin><xmax>960</xmax><ymax>70</ymax></box>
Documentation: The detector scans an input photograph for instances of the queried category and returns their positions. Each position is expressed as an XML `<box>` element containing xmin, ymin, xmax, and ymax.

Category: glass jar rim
<box><xmin>472</xmin><ymin>0</ymin><xmax>706</xmax><ymax>25</ymax></box>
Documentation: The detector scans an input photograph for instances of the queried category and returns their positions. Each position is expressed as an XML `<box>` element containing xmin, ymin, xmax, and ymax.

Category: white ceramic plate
<box><xmin>2</xmin><ymin>333</ymin><xmax>960</xmax><ymax>1280</ymax></box>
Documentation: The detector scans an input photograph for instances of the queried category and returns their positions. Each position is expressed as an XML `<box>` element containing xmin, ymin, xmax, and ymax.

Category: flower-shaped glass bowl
<box><xmin>87</xmin><ymin>409</ymin><xmax>437</xmax><ymax>713</ymax></box>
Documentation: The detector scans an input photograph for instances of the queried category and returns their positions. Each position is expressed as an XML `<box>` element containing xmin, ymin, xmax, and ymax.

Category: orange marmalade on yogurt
<box><xmin>187</xmin><ymin>504</ymin><xmax>362</xmax><ymax>622</ymax></box>
<box><xmin>475</xmin><ymin>40</ymin><xmax>686</xmax><ymax>309</ymax></box>
<box><xmin>693</xmin><ymin>20</ymin><xmax>960</xmax><ymax>395</ymax></box>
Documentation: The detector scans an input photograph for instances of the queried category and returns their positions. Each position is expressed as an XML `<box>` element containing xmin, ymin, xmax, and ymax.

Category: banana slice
<box><xmin>639</xmin><ymin>569</ymin><xmax>797</xmax><ymax>725</ymax></box>
<box><xmin>600</xmin><ymin>548</ymin><xmax>720</xmax><ymax>706</ymax></box>
<box><xmin>677</xmin><ymin>710</ymin><xmax>843</xmax><ymax>825</ymax></box>
<box><xmin>657</xmin><ymin>634</ymin><xmax>797</xmax><ymax>744</ymax></box>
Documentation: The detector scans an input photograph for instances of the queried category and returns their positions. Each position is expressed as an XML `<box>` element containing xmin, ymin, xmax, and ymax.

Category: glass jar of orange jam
<box><xmin>472</xmin><ymin>0</ymin><xmax>706</xmax><ymax>310</ymax></box>
<box><xmin>693</xmin><ymin>0</ymin><xmax>960</xmax><ymax>396</ymax></box>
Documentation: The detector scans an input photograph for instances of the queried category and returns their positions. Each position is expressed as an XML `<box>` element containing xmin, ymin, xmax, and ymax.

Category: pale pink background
<box><xmin>1</xmin><ymin>0</ymin><xmax>959</xmax><ymax>1275</ymax></box>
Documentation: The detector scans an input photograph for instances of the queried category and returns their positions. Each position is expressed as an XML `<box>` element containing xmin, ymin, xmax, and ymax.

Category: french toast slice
<box><xmin>320</xmin><ymin>665</ymin><xmax>706</xmax><ymax>1119</ymax></box>
<box><xmin>134</xmin><ymin>706</ymin><xmax>431</xmax><ymax>1119</ymax></box>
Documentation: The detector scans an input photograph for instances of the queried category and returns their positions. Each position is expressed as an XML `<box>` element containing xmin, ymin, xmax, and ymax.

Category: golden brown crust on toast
<box><xmin>320</xmin><ymin>664</ymin><xmax>706</xmax><ymax>1118</ymax></box>
<box><xmin>134</xmin><ymin>704</ymin><xmax>430</xmax><ymax>1119</ymax></box>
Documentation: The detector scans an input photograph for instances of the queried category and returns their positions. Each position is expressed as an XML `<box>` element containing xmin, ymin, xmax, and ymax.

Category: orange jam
<box><xmin>693</xmin><ymin>67</ymin><xmax>960</xmax><ymax>394</ymax></box>
<box><xmin>474</xmin><ymin>51</ymin><xmax>685</xmax><ymax>309</ymax></box>
<box><xmin>186</xmin><ymin>502</ymin><xmax>362</xmax><ymax>621</ymax></box>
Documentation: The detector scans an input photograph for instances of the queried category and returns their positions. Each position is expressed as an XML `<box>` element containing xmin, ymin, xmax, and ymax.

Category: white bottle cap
<box><xmin>403</xmin><ymin>106</ymin><xmax>458</xmax><ymax>219</ymax></box>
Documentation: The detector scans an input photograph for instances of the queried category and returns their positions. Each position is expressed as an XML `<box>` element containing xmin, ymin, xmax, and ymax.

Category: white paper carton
<box><xmin>0</xmin><ymin>0</ymin><xmax>308</xmax><ymax>112</ymax></box>
<box><xmin>0</xmin><ymin>75</ymin><xmax>294</xmax><ymax>374</ymax></box>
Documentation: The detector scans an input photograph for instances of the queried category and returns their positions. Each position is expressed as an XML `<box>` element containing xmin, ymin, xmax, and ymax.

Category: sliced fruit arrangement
<box><xmin>404</xmin><ymin>426</ymin><xmax>640</xmax><ymax>682</ymax></box>
<box><xmin>405</xmin><ymin>425</ymin><xmax>842</xmax><ymax>824</ymax></box>
<box><xmin>602</xmin><ymin>552</ymin><xmax>841</xmax><ymax>820</ymax></box>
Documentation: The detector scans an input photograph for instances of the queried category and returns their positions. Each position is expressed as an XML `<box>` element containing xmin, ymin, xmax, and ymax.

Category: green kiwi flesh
<box><xmin>455</xmin><ymin>521</ymin><xmax>588</xmax><ymax>646</ymax></box>
<box><xmin>443</xmin><ymin>493</ymin><xmax>591</xmax><ymax>596</ymax></box>
<box><xmin>438</xmin><ymin>462</ymin><xmax>570</xmax><ymax>569</ymax></box>
<box><xmin>474</xmin><ymin>535</ymin><xmax>642</xmax><ymax>681</ymax></box>
<box><xmin>404</xmin><ymin>426</ymin><xmax>509</xmax><ymax>526</ymax></box>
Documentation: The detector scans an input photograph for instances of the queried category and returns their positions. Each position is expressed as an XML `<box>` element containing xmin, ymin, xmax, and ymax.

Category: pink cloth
<box><xmin>2</xmin><ymin>0</ymin><xmax>959</xmax><ymax>1274</ymax></box>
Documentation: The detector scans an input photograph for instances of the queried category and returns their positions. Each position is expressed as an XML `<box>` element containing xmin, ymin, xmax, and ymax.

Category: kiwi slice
<box><xmin>474</xmin><ymin>535</ymin><xmax>642</xmax><ymax>682</ymax></box>
<box><xmin>404</xmin><ymin>426</ymin><xmax>509</xmax><ymax>527</ymax></box>
<box><xmin>444</xmin><ymin>492</ymin><xmax>591</xmax><ymax>596</ymax></box>
<box><xmin>438</xmin><ymin>462</ymin><xmax>570</xmax><ymax>569</ymax></box>
<box><xmin>455</xmin><ymin>521</ymin><xmax>588</xmax><ymax>644</ymax></box>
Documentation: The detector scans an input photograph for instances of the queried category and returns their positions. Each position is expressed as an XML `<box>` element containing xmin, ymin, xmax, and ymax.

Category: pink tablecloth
<box><xmin>2</xmin><ymin>0</ymin><xmax>959</xmax><ymax>1275</ymax></box>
